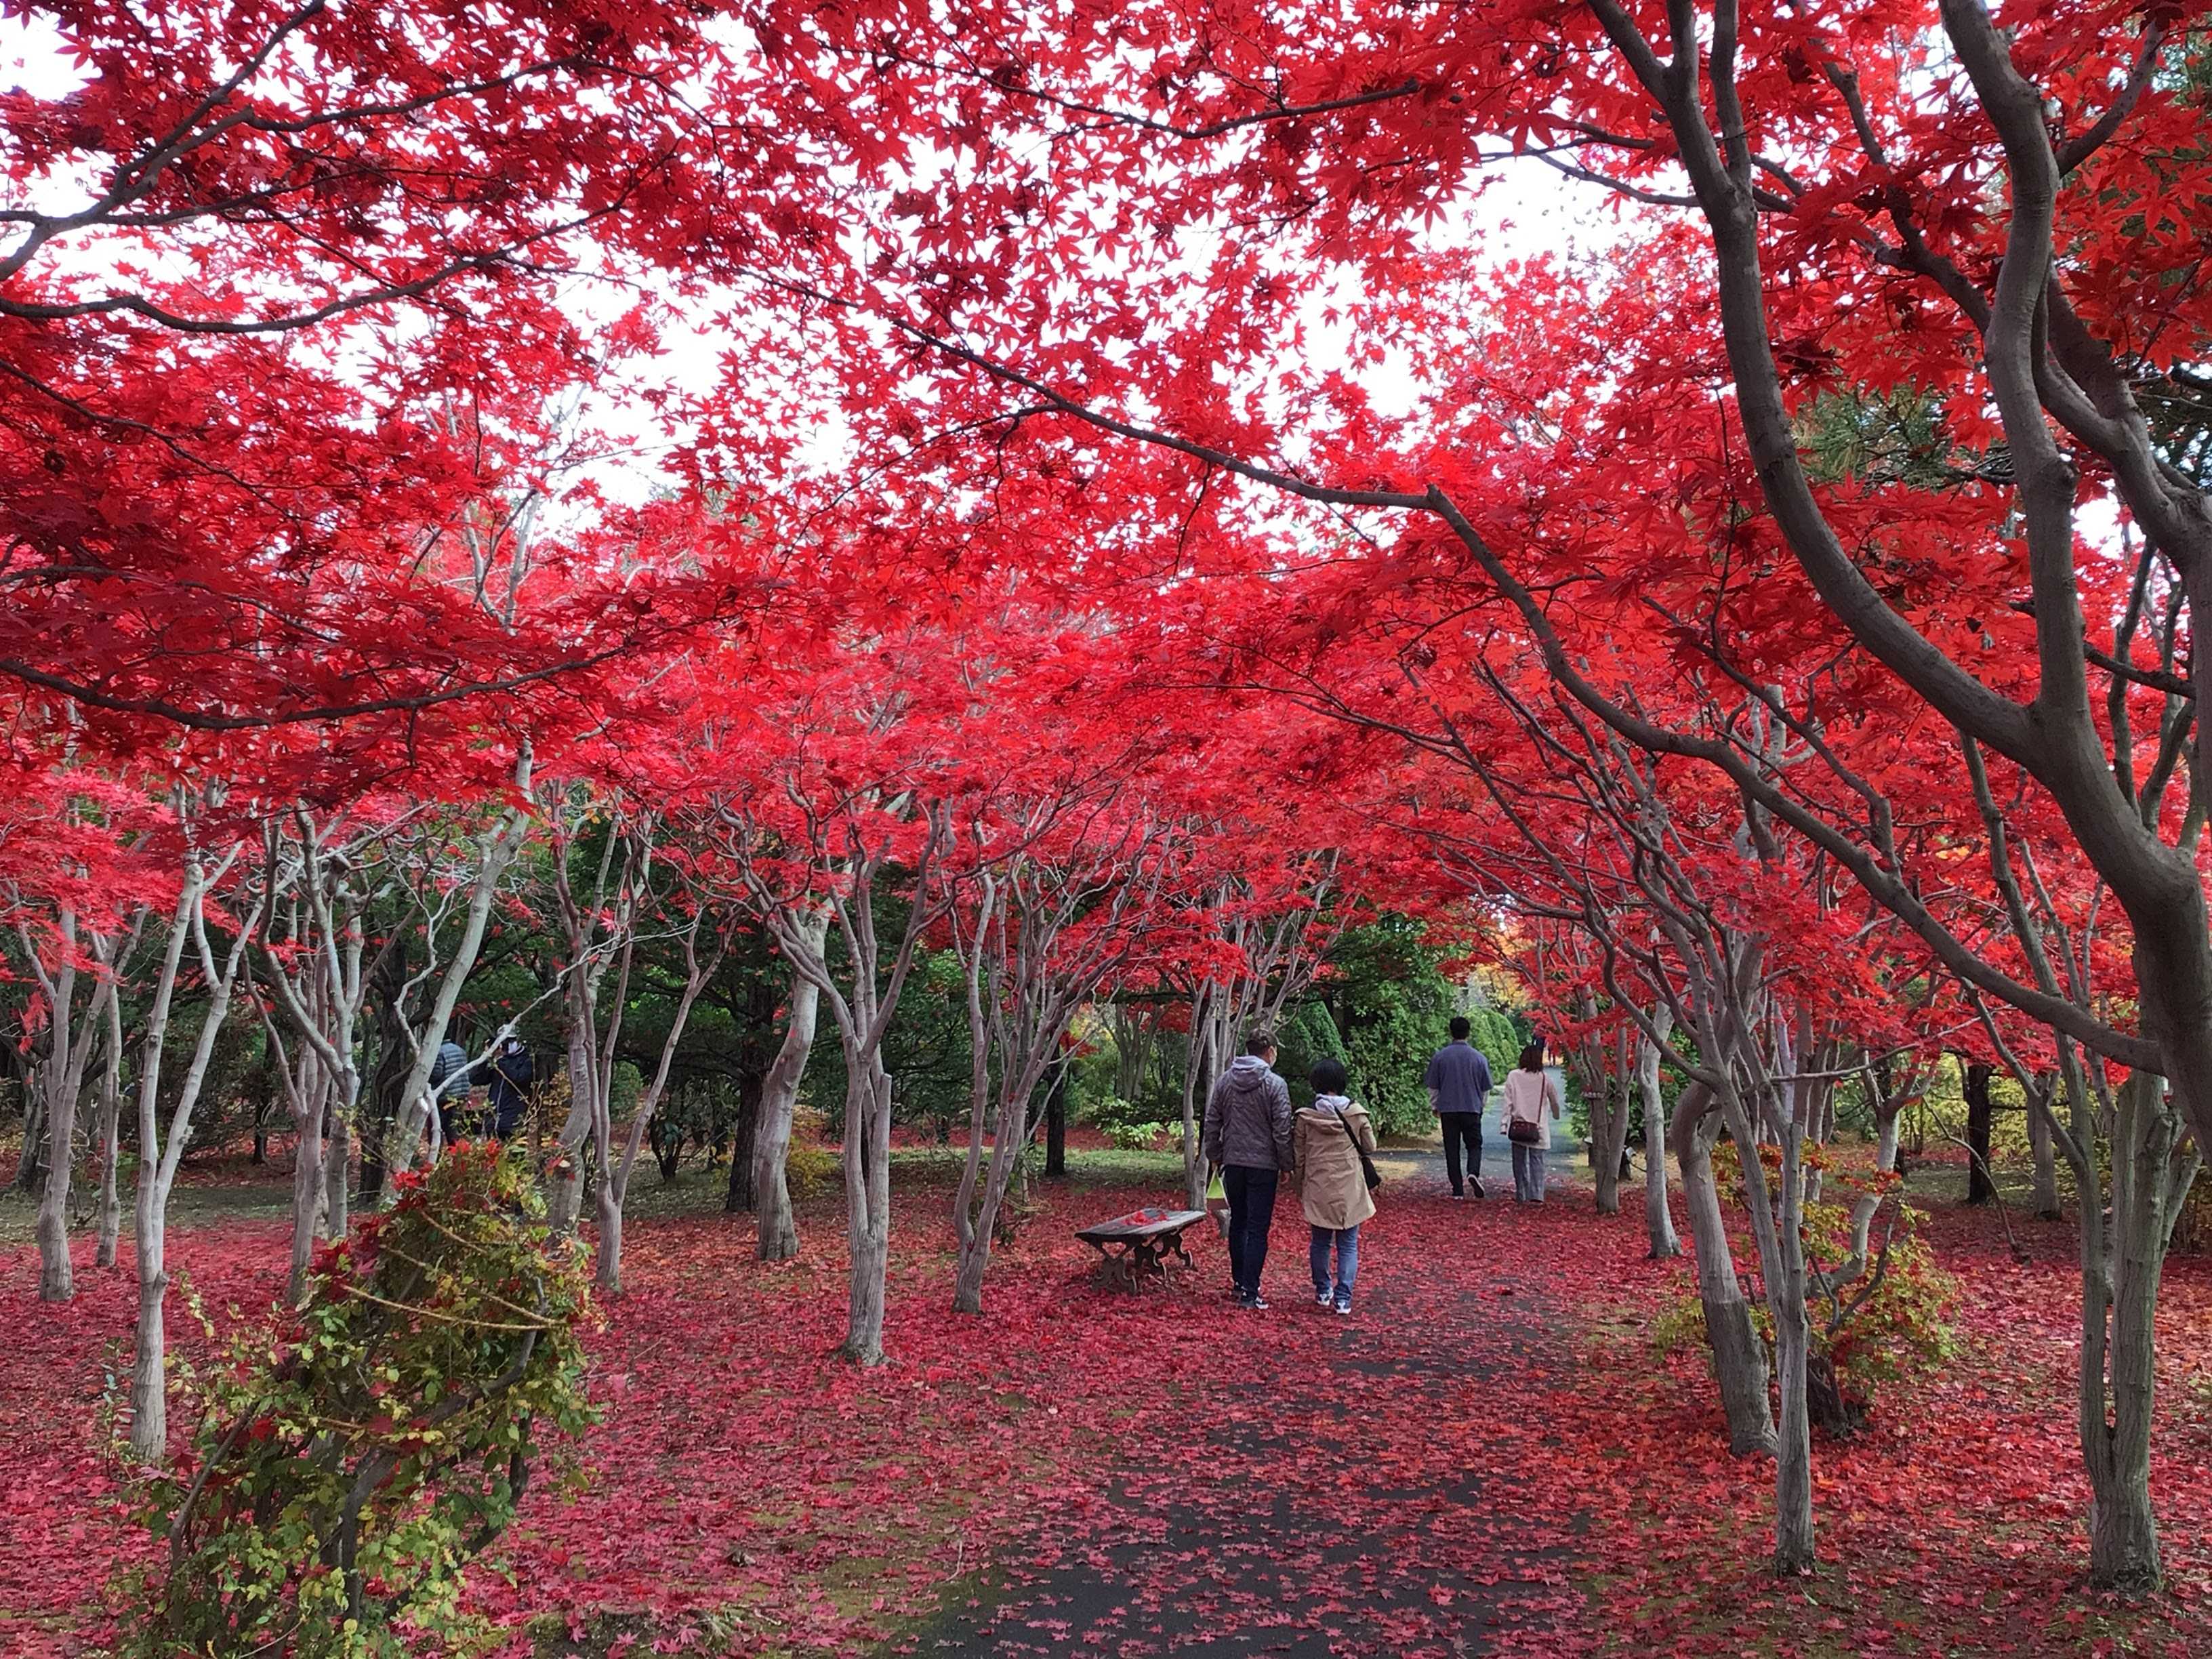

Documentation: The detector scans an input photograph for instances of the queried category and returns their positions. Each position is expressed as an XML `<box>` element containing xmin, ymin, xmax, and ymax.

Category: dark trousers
<box><xmin>1439</xmin><ymin>1113</ymin><xmax>1484</xmax><ymax>1195</ymax></box>
<box><xmin>1222</xmin><ymin>1164</ymin><xmax>1280</xmax><ymax>1298</ymax></box>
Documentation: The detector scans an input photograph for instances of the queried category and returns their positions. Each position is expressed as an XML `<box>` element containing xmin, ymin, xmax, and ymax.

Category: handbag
<box><xmin>1506</xmin><ymin>1076</ymin><xmax>1550</xmax><ymax>1145</ymax></box>
<box><xmin>1333</xmin><ymin>1104</ymin><xmax>1383</xmax><ymax>1191</ymax></box>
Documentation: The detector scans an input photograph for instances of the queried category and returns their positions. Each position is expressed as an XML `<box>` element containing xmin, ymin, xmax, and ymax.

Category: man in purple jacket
<box><xmin>1425</xmin><ymin>1017</ymin><xmax>1494</xmax><ymax>1199</ymax></box>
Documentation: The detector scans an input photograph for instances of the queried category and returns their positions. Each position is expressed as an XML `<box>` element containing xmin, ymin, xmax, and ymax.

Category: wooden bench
<box><xmin>1075</xmin><ymin>1206</ymin><xmax>1208</xmax><ymax>1291</ymax></box>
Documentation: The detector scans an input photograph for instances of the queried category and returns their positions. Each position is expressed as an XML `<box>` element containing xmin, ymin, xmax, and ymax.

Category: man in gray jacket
<box><xmin>1202</xmin><ymin>1027</ymin><xmax>1294</xmax><ymax>1309</ymax></box>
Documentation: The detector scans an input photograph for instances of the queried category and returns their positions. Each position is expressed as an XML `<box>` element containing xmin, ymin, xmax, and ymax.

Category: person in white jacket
<box><xmin>1499</xmin><ymin>1042</ymin><xmax>1564</xmax><ymax>1203</ymax></box>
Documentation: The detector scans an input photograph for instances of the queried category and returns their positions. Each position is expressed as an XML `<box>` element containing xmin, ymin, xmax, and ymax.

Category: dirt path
<box><xmin>894</xmin><ymin>1123</ymin><xmax>1596</xmax><ymax>1658</ymax></box>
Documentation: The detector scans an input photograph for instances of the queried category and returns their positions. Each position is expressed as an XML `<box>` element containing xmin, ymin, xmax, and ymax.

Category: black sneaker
<box><xmin>1470</xmin><ymin>1179</ymin><xmax>1486</xmax><ymax>1199</ymax></box>
<box><xmin>1244</xmin><ymin>1294</ymin><xmax>1271</xmax><ymax>1311</ymax></box>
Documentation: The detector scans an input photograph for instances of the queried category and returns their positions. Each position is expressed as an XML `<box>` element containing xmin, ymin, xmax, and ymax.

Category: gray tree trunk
<box><xmin>1593</xmin><ymin>1070</ymin><xmax>1633</xmax><ymax>1215</ymax></box>
<box><xmin>1765</xmin><ymin>1129</ymin><xmax>1817</xmax><ymax>1574</ymax></box>
<box><xmin>323</xmin><ymin>1101</ymin><xmax>350</xmax><ymax>1238</ymax></box>
<box><xmin>31</xmin><ymin>914</ymin><xmax>89</xmax><ymax>1300</ymax></box>
<box><xmin>839</xmin><ymin>1055</ymin><xmax>895</xmax><ymax>1364</ymax></box>
<box><xmin>754</xmin><ymin>918</ymin><xmax>825</xmax><ymax>1263</ymax></box>
<box><xmin>94</xmin><ymin>990</ymin><xmax>125</xmax><ymax>1269</ymax></box>
<box><xmin>285</xmin><ymin>1072</ymin><xmax>327</xmax><ymax>1305</ymax></box>
<box><xmin>2028</xmin><ymin>1080</ymin><xmax>2061</xmax><ymax>1219</ymax></box>
<box><xmin>2080</xmin><ymin>1071</ymin><xmax>2194</xmax><ymax>1592</ymax></box>
<box><xmin>1671</xmin><ymin>1084</ymin><xmax>1776</xmax><ymax>1456</ymax></box>
<box><xmin>131</xmin><ymin>859</ymin><xmax>249</xmax><ymax>1464</ymax></box>
<box><xmin>1639</xmin><ymin>1015</ymin><xmax>1679</xmax><ymax>1257</ymax></box>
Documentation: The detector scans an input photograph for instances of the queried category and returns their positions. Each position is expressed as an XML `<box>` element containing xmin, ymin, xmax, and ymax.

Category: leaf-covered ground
<box><xmin>3</xmin><ymin>1136</ymin><xmax>2209</xmax><ymax>1657</ymax></box>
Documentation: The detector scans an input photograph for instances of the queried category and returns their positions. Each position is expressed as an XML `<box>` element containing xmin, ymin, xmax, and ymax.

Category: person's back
<box><xmin>1425</xmin><ymin>1019</ymin><xmax>1494</xmax><ymax>1199</ymax></box>
<box><xmin>487</xmin><ymin>1038</ymin><xmax>535</xmax><ymax>1136</ymax></box>
<box><xmin>1203</xmin><ymin>1029</ymin><xmax>1293</xmax><ymax>1309</ymax></box>
<box><xmin>1292</xmin><ymin>1059</ymin><xmax>1376</xmax><ymax>1314</ymax></box>
<box><xmin>429</xmin><ymin>1039</ymin><xmax>470</xmax><ymax>1098</ymax></box>
<box><xmin>1500</xmin><ymin>1043</ymin><xmax>1563</xmax><ymax>1202</ymax></box>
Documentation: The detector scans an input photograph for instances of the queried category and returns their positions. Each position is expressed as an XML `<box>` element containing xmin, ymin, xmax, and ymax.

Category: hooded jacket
<box><xmin>1293</xmin><ymin>1095</ymin><xmax>1378</xmax><ymax>1231</ymax></box>
<box><xmin>1202</xmin><ymin>1054</ymin><xmax>1294</xmax><ymax>1172</ymax></box>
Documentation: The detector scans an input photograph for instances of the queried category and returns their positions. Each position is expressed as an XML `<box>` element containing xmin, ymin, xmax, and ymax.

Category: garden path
<box><xmin>897</xmin><ymin>1110</ymin><xmax>1595</xmax><ymax>1658</ymax></box>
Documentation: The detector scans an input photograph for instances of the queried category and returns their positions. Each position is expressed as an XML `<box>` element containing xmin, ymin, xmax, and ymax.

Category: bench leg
<box><xmin>1166</xmin><ymin>1229</ymin><xmax>1195</xmax><ymax>1274</ymax></box>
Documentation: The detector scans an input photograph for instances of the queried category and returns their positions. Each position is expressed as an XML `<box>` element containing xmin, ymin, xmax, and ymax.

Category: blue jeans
<box><xmin>1223</xmin><ymin>1165</ymin><xmax>1279</xmax><ymax>1299</ymax></box>
<box><xmin>1309</xmin><ymin>1225</ymin><xmax>1359</xmax><ymax>1307</ymax></box>
<box><xmin>1511</xmin><ymin>1142</ymin><xmax>1547</xmax><ymax>1202</ymax></box>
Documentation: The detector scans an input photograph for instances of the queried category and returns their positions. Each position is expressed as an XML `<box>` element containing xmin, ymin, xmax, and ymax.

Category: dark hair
<box><xmin>1449</xmin><ymin>1015</ymin><xmax>1471</xmax><ymax>1041</ymax></box>
<box><xmin>1245</xmin><ymin>1028</ymin><xmax>1277</xmax><ymax>1058</ymax></box>
<box><xmin>1518</xmin><ymin>1042</ymin><xmax>1546</xmax><ymax>1073</ymax></box>
<box><xmin>1309</xmin><ymin>1057</ymin><xmax>1349</xmax><ymax>1097</ymax></box>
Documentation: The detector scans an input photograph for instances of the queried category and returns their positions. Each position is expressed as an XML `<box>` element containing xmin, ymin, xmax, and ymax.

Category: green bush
<box><xmin>1803</xmin><ymin>1198</ymin><xmax>1961</xmax><ymax>1399</ymax></box>
<box><xmin>1462</xmin><ymin>1005</ymin><xmax>1521</xmax><ymax>1086</ymax></box>
<box><xmin>1312</xmin><ymin>916</ymin><xmax>1458</xmax><ymax>1139</ymax></box>
<box><xmin>1084</xmin><ymin>1092</ymin><xmax>1174</xmax><ymax>1132</ymax></box>
<box><xmin>1103</xmin><ymin>1119</ymin><xmax>1173</xmax><ymax>1152</ymax></box>
<box><xmin>1275</xmin><ymin>1001</ymin><xmax>1347</xmax><ymax>1109</ymax></box>
<box><xmin>122</xmin><ymin>1142</ymin><xmax>598</xmax><ymax>1658</ymax></box>
<box><xmin>1651</xmin><ymin>1171</ymin><xmax>1959</xmax><ymax>1434</ymax></box>
<box><xmin>785</xmin><ymin>1139</ymin><xmax>839</xmax><ymax>1198</ymax></box>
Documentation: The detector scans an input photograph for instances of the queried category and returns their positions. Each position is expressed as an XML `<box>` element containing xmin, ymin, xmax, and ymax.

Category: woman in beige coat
<box><xmin>1292</xmin><ymin>1057</ymin><xmax>1377</xmax><ymax>1315</ymax></box>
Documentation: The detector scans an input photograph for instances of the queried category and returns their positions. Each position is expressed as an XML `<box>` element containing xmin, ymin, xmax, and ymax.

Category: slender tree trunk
<box><xmin>356</xmin><ymin>931</ymin><xmax>411</xmax><ymax>1210</ymax></box>
<box><xmin>1179</xmin><ymin>991</ymin><xmax>1212</xmax><ymax>1212</ymax></box>
<box><xmin>548</xmin><ymin>1014</ymin><xmax>594</xmax><ymax>1235</ymax></box>
<box><xmin>724</xmin><ymin>1071</ymin><xmax>764</xmax><ymax>1212</ymax></box>
<box><xmin>1044</xmin><ymin>1068</ymin><xmax>1067</xmax><ymax>1178</ymax></box>
<box><xmin>1802</xmin><ymin>1082</ymin><xmax>1832</xmax><ymax>1206</ymax></box>
<box><xmin>129</xmin><ymin>1200</ymin><xmax>169</xmax><ymax>1460</ymax></box>
<box><xmin>34</xmin><ymin>1090</ymin><xmax>77</xmax><ymax>1300</ymax></box>
<box><xmin>594</xmin><ymin>1163</ymin><xmax>625</xmax><ymax>1296</ymax></box>
<box><xmin>1876</xmin><ymin>1107</ymin><xmax>1902</xmax><ymax>1174</ymax></box>
<box><xmin>130</xmin><ymin>849</ymin><xmax>254</xmax><ymax>1466</ymax></box>
<box><xmin>285</xmin><ymin>1078</ymin><xmax>328</xmax><ymax>1305</ymax></box>
<box><xmin>1671</xmin><ymin>1084</ymin><xmax>1776</xmax><ymax>1456</ymax></box>
<box><xmin>1964</xmin><ymin>1060</ymin><xmax>1996</xmax><ymax>1205</ymax></box>
<box><xmin>323</xmin><ymin>1099</ymin><xmax>350</xmax><ymax>1238</ymax></box>
<box><xmin>839</xmin><ymin>1056</ymin><xmax>894</xmax><ymax>1364</ymax></box>
<box><xmin>1593</xmin><ymin>1072</ymin><xmax>1633</xmax><ymax>1216</ymax></box>
<box><xmin>951</xmin><ymin>1131</ymin><xmax>1007</xmax><ymax>1317</ymax></box>
<box><xmin>2028</xmin><ymin>1079</ymin><xmax>2061</xmax><ymax>1219</ymax></box>
<box><xmin>95</xmin><ymin>993</ymin><xmax>125</xmax><ymax>1269</ymax></box>
<box><xmin>754</xmin><ymin>922</ymin><xmax>825</xmax><ymax>1262</ymax></box>
<box><xmin>385</xmin><ymin>769</ymin><xmax>533</xmax><ymax>1183</ymax></box>
<box><xmin>127</xmin><ymin>893</ymin><xmax>193</xmax><ymax>1465</ymax></box>
<box><xmin>31</xmin><ymin>917</ymin><xmax>89</xmax><ymax>1297</ymax></box>
<box><xmin>2082</xmin><ymin>1071</ymin><xmax>2192</xmax><ymax>1592</ymax></box>
<box><xmin>1767</xmin><ymin>1132</ymin><xmax>1816</xmax><ymax>1574</ymax></box>
<box><xmin>1639</xmin><ymin>1015</ymin><xmax>1679</xmax><ymax>1258</ymax></box>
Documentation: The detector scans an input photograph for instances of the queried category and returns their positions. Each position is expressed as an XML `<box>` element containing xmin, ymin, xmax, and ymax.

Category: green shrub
<box><xmin>1802</xmin><ymin>1197</ymin><xmax>1961</xmax><ymax>1398</ymax></box>
<box><xmin>785</xmin><ymin>1139</ymin><xmax>839</xmax><ymax>1198</ymax></box>
<box><xmin>1311</xmin><ymin>917</ymin><xmax>1456</xmax><ymax>1138</ymax></box>
<box><xmin>1650</xmin><ymin>1177</ymin><xmax>1959</xmax><ymax>1433</ymax></box>
<box><xmin>1462</xmin><ymin>1005</ymin><xmax>1521</xmax><ymax>1086</ymax></box>
<box><xmin>121</xmin><ymin>1142</ymin><xmax>597</xmax><ymax>1658</ymax></box>
<box><xmin>1103</xmin><ymin>1119</ymin><xmax>1174</xmax><ymax>1152</ymax></box>
<box><xmin>1084</xmin><ymin>1092</ymin><xmax>1173</xmax><ymax>1133</ymax></box>
<box><xmin>1275</xmin><ymin>1002</ymin><xmax>1348</xmax><ymax>1109</ymax></box>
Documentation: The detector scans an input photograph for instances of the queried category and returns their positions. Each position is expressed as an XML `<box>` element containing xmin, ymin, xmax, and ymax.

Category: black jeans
<box><xmin>1439</xmin><ymin>1113</ymin><xmax>1484</xmax><ymax>1195</ymax></box>
<box><xmin>1222</xmin><ymin>1164</ymin><xmax>1280</xmax><ymax>1299</ymax></box>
